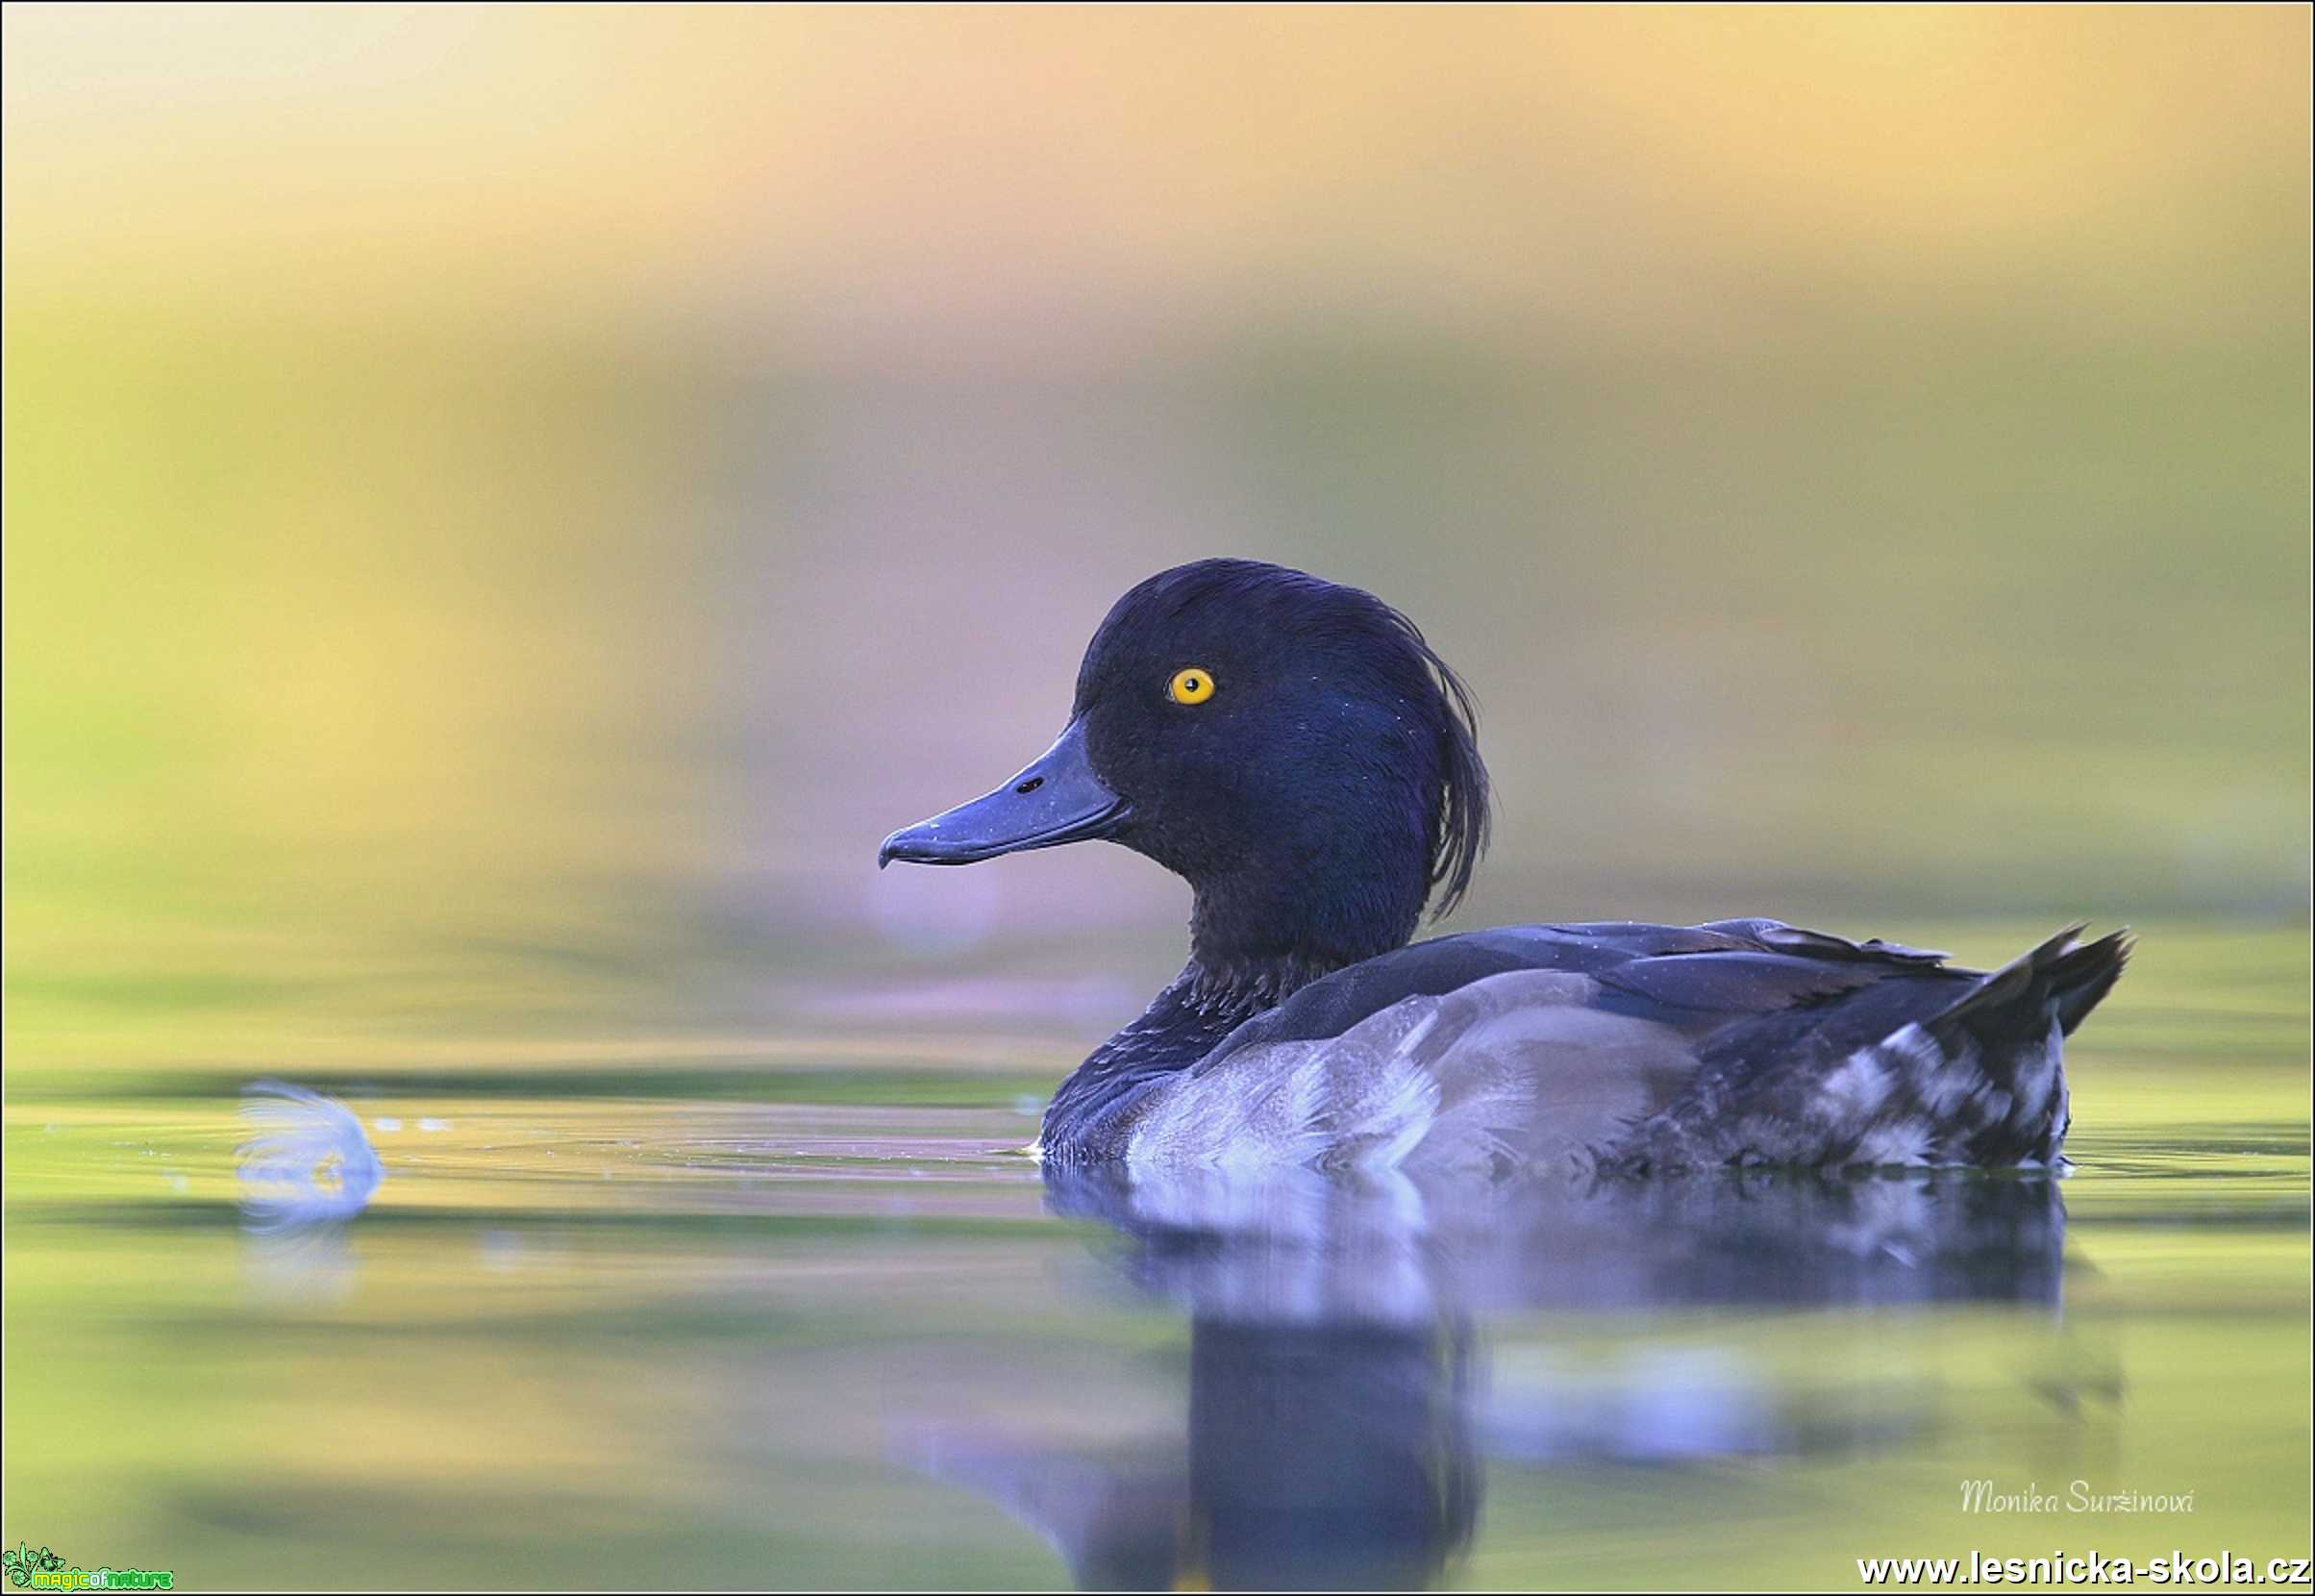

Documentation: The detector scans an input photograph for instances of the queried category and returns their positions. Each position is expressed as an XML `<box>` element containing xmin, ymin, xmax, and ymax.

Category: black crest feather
<box><xmin>1386</xmin><ymin>602</ymin><xmax>1490</xmax><ymax>919</ymax></box>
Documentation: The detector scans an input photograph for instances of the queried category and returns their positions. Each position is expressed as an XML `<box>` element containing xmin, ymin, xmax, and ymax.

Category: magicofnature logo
<box><xmin>0</xmin><ymin>1547</ymin><xmax>62</xmax><ymax>1587</ymax></box>
<box><xmin>1</xmin><ymin>1544</ymin><xmax>172</xmax><ymax>1590</ymax></box>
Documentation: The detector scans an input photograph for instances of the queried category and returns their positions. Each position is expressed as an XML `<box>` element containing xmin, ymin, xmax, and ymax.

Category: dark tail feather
<box><xmin>2050</xmin><ymin>927</ymin><xmax>2133</xmax><ymax>1035</ymax></box>
<box><xmin>1929</xmin><ymin>924</ymin><xmax>2132</xmax><ymax>1050</ymax></box>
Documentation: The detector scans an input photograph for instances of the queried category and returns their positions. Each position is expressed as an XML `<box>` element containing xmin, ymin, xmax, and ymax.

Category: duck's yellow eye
<box><xmin>1167</xmin><ymin>667</ymin><xmax>1216</xmax><ymax>705</ymax></box>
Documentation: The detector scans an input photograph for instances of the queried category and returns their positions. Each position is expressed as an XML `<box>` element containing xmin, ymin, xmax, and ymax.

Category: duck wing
<box><xmin>1129</xmin><ymin>920</ymin><xmax>2126</xmax><ymax>1173</ymax></box>
<box><xmin>1198</xmin><ymin>919</ymin><xmax>1953</xmax><ymax>1068</ymax></box>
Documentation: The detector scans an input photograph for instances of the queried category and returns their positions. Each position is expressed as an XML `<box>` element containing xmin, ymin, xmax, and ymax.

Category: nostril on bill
<box><xmin>1015</xmin><ymin>777</ymin><xmax>1045</xmax><ymax>794</ymax></box>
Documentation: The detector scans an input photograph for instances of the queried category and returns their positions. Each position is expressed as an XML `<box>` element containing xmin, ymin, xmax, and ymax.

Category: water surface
<box><xmin>4</xmin><ymin>926</ymin><xmax>2306</xmax><ymax>1589</ymax></box>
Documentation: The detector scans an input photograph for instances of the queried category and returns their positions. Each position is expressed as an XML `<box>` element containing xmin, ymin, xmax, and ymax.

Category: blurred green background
<box><xmin>6</xmin><ymin>6</ymin><xmax>2308</xmax><ymax>1079</ymax></box>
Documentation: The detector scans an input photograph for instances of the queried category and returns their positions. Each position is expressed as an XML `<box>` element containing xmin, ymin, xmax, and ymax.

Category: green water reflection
<box><xmin>3</xmin><ymin>927</ymin><xmax>2306</xmax><ymax>1589</ymax></box>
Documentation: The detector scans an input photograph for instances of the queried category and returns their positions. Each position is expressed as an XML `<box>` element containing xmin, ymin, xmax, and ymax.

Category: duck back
<box><xmin>1044</xmin><ymin>920</ymin><xmax>2129</xmax><ymax>1174</ymax></box>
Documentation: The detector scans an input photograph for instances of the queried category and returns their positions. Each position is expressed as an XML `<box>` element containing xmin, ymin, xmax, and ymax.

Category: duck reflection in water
<box><xmin>917</xmin><ymin>1165</ymin><xmax>2067</xmax><ymax>1590</ymax></box>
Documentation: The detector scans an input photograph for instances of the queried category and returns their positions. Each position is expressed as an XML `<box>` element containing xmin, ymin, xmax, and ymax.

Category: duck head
<box><xmin>879</xmin><ymin>560</ymin><xmax>1489</xmax><ymax>985</ymax></box>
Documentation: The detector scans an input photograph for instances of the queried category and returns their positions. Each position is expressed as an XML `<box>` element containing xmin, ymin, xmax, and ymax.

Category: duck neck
<box><xmin>1184</xmin><ymin>867</ymin><xmax>1423</xmax><ymax>1009</ymax></box>
<box><xmin>1040</xmin><ymin>864</ymin><xmax>1428</xmax><ymax>1163</ymax></box>
<box><xmin>1181</xmin><ymin>948</ymin><xmax>1335</xmax><ymax>1017</ymax></box>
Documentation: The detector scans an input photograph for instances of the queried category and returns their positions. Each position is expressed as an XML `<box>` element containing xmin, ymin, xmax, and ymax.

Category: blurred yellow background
<box><xmin>5</xmin><ymin>12</ymin><xmax>2310</xmax><ymax>1591</ymax></box>
<box><xmin>6</xmin><ymin>4</ymin><xmax>2308</xmax><ymax>1069</ymax></box>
